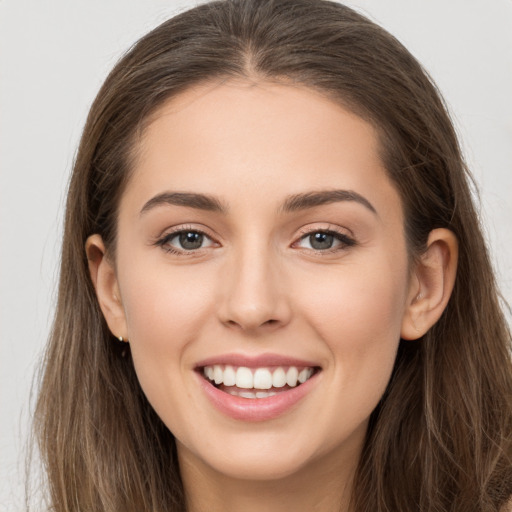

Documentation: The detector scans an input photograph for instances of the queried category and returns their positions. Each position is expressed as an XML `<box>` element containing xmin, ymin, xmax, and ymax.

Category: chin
<box><xmin>197</xmin><ymin>444</ymin><xmax>318</xmax><ymax>482</ymax></box>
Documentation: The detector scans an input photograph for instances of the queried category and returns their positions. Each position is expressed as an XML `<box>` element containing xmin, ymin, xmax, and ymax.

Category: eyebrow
<box><xmin>140</xmin><ymin>192</ymin><xmax>227</xmax><ymax>216</ymax></box>
<box><xmin>280</xmin><ymin>189</ymin><xmax>377</xmax><ymax>215</ymax></box>
<box><xmin>139</xmin><ymin>188</ymin><xmax>377</xmax><ymax>217</ymax></box>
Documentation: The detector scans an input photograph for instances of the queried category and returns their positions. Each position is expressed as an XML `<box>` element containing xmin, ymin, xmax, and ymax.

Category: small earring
<box><xmin>416</xmin><ymin>292</ymin><xmax>423</xmax><ymax>301</ymax></box>
<box><xmin>116</xmin><ymin>335</ymin><xmax>128</xmax><ymax>357</ymax></box>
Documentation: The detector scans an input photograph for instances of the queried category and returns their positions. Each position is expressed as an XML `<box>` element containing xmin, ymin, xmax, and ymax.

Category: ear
<box><xmin>401</xmin><ymin>228</ymin><xmax>458</xmax><ymax>340</ymax></box>
<box><xmin>85</xmin><ymin>234</ymin><xmax>128</xmax><ymax>340</ymax></box>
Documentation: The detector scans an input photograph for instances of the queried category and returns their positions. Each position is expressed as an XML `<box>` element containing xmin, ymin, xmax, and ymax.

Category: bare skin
<box><xmin>179</xmin><ymin>440</ymin><xmax>356</xmax><ymax>512</ymax></box>
<box><xmin>87</xmin><ymin>80</ymin><xmax>458</xmax><ymax>511</ymax></box>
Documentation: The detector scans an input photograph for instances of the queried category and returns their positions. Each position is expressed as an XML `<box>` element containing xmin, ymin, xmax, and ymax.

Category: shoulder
<box><xmin>500</xmin><ymin>497</ymin><xmax>512</xmax><ymax>512</ymax></box>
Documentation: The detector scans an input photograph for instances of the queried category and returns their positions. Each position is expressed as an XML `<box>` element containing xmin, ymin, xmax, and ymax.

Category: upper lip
<box><xmin>195</xmin><ymin>353</ymin><xmax>321</xmax><ymax>369</ymax></box>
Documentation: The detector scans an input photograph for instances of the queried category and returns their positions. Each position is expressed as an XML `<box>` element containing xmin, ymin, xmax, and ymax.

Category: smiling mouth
<box><xmin>200</xmin><ymin>365</ymin><xmax>320</xmax><ymax>399</ymax></box>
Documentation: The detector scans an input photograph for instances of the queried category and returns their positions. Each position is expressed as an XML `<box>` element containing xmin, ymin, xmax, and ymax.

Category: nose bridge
<box><xmin>219</xmin><ymin>234</ymin><xmax>290</xmax><ymax>332</ymax></box>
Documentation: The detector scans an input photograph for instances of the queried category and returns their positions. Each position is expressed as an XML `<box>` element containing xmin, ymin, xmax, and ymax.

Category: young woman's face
<box><xmin>112</xmin><ymin>81</ymin><xmax>415</xmax><ymax>482</ymax></box>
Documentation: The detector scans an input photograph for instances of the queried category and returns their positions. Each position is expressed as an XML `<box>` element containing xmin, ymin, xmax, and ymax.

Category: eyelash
<box><xmin>154</xmin><ymin>225</ymin><xmax>215</xmax><ymax>255</ymax></box>
<box><xmin>154</xmin><ymin>226</ymin><xmax>356</xmax><ymax>256</ymax></box>
<box><xmin>293</xmin><ymin>228</ymin><xmax>356</xmax><ymax>254</ymax></box>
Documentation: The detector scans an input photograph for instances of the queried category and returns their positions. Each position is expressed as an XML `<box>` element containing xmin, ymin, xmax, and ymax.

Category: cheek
<box><xmin>115</xmin><ymin>258</ymin><xmax>221</xmax><ymax>430</ymax></box>
<box><xmin>298</xmin><ymin>257</ymin><xmax>407</xmax><ymax>338</ymax></box>
<box><xmin>119</xmin><ymin>257</ymin><xmax>215</xmax><ymax>344</ymax></box>
<box><xmin>115</xmin><ymin>254</ymin><xmax>218</xmax><ymax>395</ymax></box>
<box><xmin>293</xmin><ymin>254</ymin><xmax>408</xmax><ymax>396</ymax></box>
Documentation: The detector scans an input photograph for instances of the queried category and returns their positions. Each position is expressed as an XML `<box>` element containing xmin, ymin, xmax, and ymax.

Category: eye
<box><xmin>157</xmin><ymin>229</ymin><xmax>216</xmax><ymax>253</ymax></box>
<box><xmin>295</xmin><ymin>230</ymin><xmax>355</xmax><ymax>252</ymax></box>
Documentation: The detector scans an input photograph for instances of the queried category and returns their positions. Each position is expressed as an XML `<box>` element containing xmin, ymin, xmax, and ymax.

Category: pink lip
<box><xmin>195</xmin><ymin>352</ymin><xmax>320</xmax><ymax>369</ymax></box>
<box><xmin>195</xmin><ymin>367</ymin><xmax>320</xmax><ymax>422</ymax></box>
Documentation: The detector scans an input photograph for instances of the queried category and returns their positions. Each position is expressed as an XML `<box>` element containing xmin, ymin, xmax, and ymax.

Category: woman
<box><xmin>33</xmin><ymin>0</ymin><xmax>512</xmax><ymax>510</ymax></box>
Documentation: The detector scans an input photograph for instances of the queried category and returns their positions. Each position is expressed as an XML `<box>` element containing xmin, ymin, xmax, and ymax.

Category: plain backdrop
<box><xmin>1</xmin><ymin>0</ymin><xmax>511</xmax><ymax>509</ymax></box>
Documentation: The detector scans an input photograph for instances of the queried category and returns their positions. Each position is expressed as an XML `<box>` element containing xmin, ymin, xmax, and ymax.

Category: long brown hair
<box><xmin>33</xmin><ymin>0</ymin><xmax>512</xmax><ymax>510</ymax></box>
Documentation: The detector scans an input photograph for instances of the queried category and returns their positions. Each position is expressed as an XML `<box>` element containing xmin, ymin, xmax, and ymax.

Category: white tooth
<box><xmin>223</xmin><ymin>365</ymin><xmax>236</xmax><ymax>386</ymax></box>
<box><xmin>213</xmin><ymin>365</ymin><xmax>223</xmax><ymax>384</ymax></box>
<box><xmin>255</xmin><ymin>391</ymin><xmax>271</xmax><ymax>398</ymax></box>
<box><xmin>236</xmin><ymin>367</ymin><xmax>254</xmax><ymax>389</ymax></box>
<box><xmin>239</xmin><ymin>391</ymin><xmax>257</xmax><ymax>399</ymax></box>
<box><xmin>298</xmin><ymin>368</ymin><xmax>313</xmax><ymax>384</ymax></box>
<box><xmin>253</xmin><ymin>368</ymin><xmax>272</xmax><ymax>389</ymax></box>
<box><xmin>206</xmin><ymin>366</ymin><xmax>214</xmax><ymax>380</ymax></box>
<box><xmin>272</xmin><ymin>367</ymin><xmax>287</xmax><ymax>388</ymax></box>
<box><xmin>286</xmin><ymin>367</ymin><xmax>299</xmax><ymax>387</ymax></box>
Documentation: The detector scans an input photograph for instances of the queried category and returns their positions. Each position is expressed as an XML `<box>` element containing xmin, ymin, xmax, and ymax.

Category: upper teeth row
<box><xmin>203</xmin><ymin>365</ymin><xmax>314</xmax><ymax>389</ymax></box>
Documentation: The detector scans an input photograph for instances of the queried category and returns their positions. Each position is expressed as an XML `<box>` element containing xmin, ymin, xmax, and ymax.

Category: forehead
<box><xmin>124</xmin><ymin>80</ymin><xmax>401</xmax><ymax>222</ymax></box>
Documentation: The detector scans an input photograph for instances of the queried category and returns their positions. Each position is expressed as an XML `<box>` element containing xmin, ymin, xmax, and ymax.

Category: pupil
<box><xmin>179</xmin><ymin>232</ymin><xmax>203</xmax><ymax>250</ymax></box>
<box><xmin>310</xmin><ymin>232</ymin><xmax>333</xmax><ymax>250</ymax></box>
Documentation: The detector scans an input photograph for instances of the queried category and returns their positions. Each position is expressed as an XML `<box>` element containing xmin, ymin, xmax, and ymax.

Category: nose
<box><xmin>217</xmin><ymin>243</ymin><xmax>292</xmax><ymax>333</ymax></box>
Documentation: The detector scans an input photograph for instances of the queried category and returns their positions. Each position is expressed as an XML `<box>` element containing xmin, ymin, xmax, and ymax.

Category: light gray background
<box><xmin>1</xmin><ymin>1</ymin><xmax>511</xmax><ymax>509</ymax></box>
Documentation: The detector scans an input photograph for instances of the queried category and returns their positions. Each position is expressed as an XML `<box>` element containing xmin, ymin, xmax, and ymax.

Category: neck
<box><xmin>178</xmin><ymin>439</ymin><xmax>361</xmax><ymax>512</ymax></box>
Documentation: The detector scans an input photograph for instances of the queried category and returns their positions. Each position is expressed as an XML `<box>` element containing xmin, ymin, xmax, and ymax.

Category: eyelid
<box><xmin>152</xmin><ymin>223</ymin><xmax>355</xmax><ymax>256</ymax></box>
<box><xmin>153</xmin><ymin>224</ymin><xmax>220</xmax><ymax>255</ymax></box>
<box><xmin>292</xmin><ymin>224</ymin><xmax>356</xmax><ymax>252</ymax></box>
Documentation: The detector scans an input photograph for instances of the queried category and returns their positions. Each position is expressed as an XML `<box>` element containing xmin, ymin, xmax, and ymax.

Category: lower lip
<box><xmin>196</xmin><ymin>371</ymin><xmax>320</xmax><ymax>422</ymax></box>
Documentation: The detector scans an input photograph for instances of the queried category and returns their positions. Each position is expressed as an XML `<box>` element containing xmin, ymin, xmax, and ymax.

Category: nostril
<box><xmin>224</xmin><ymin>317</ymin><xmax>281</xmax><ymax>331</ymax></box>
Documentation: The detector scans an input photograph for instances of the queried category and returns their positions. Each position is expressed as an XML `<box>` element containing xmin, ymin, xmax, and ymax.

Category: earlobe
<box><xmin>401</xmin><ymin>228</ymin><xmax>458</xmax><ymax>340</ymax></box>
<box><xmin>85</xmin><ymin>234</ymin><xmax>128</xmax><ymax>340</ymax></box>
